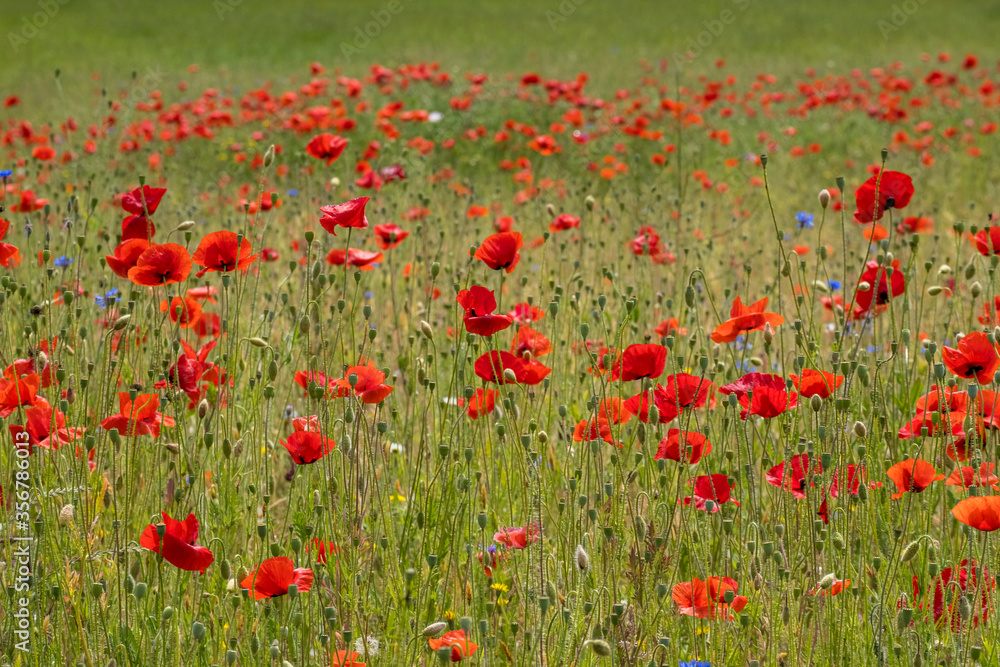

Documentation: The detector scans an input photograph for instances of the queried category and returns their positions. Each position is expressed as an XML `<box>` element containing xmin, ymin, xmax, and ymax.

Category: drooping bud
<box><xmin>576</xmin><ymin>544</ymin><xmax>590</xmax><ymax>571</ymax></box>
<box><xmin>818</xmin><ymin>189</ymin><xmax>831</xmax><ymax>208</ymax></box>
<box><xmin>113</xmin><ymin>314</ymin><xmax>131</xmax><ymax>330</ymax></box>
<box><xmin>264</xmin><ymin>144</ymin><xmax>276</xmax><ymax>167</ymax></box>
<box><xmin>502</xmin><ymin>368</ymin><xmax>518</xmax><ymax>383</ymax></box>
<box><xmin>422</xmin><ymin>622</ymin><xmax>447</xmax><ymax>637</ymax></box>
<box><xmin>900</xmin><ymin>540</ymin><xmax>920</xmax><ymax>562</ymax></box>
<box><xmin>586</xmin><ymin>640</ymin><xmax>612</xmax><ymax>657</ymax></box>
<box><xmin>420</xmin><ymin>320</ymin><xmax>434</xmax><ymax>340</ymax></box>
<box><xmin>853</xmin><ymin>421</ymin><xmax>867</xmax><ymax>438</ymax></box>
<box><xmin>176</xmin><ymin>220</ymin><xmax>196</xmax><ymax>232</ymax></box>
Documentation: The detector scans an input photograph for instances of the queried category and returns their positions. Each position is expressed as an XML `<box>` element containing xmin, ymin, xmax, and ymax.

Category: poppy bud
<box><xmin>176</xmin><ymin>220</ymin><xmax>196</xmax><ymax>232</ymax></box>
<box><xmin>647</xmin><ymin>404</ymin><xmax>660</xmax><ymax>424</ymax></box>
<box><xmin>585</xmin><ymin>195</ymin><xmax>595</xmax><ymax>211</ymax></box>
<box><xmin>926</xmin><ymin>286</ymin><xmax>943</xmax><ymax>296</ymax></box>
<box><xmin>819</xmin><ymin>573</ymin><xmax>837</xmax><ymax>589</ymax></box>
<box><xmin>958</xmin><ymin>594</ymin><xmax>972</xmax><ymax>620</ymax></box>
<box><xmin>972</xmin><ymin>281</ymin><xmax>983</xmax><ymax>298</ymax></box>
<box><xmin>684</xmin><ymin>285</ymin><xmax>695</xmax><ymax>308</ymax></box>
<box><xmin>420</xmin><ymin>320</ymin><xmax>433</xmax><ymax>339</ymax></box>
<box><xmin>192</xmin><ymin>621</ymin><xmax>206</xmax><ymax>641</ymax></box>
<box><xmin>938</xmin><ymin>264</ymin><xmax>952</xmax><ymax>276</ymax></box>
<box><xmin>503</xmin><ymin>368</ymin><xmax>517</xmax><ymax>383</ymax></box>
<box><xmin>299</xmin><ymin>316</ymin><xmax>310</xmax><ymax>334</ymax></box>
<box><xmin>899</xmin><ymin>540</ymin><xmax>920</xmax><ymax>562</ymax></box>
<box><xmin>431</xmin><ymin>262</ymin><xmax>440</xmax><ymax>278</ymax></box>
<box><xmin>576</xmin><ymin>544</ymin><xmax>590</xmax><ymax>571</ymax></box>
<box><xmin>59</xmin><ymin>504</ymin><xmax>74</xmax><ymax>525</ymax></box>
<box><xmin>857</xmin><ymin>281</ymin><xmax>871</xmax><ymax>293</ymax></box>
<box><xmin>264</xmin><ymin>144</ymin><xmax>275</xmax><ymax>167</ymax></box>
<box><xmin>763</xmin><ymin>322</ymin><xmax>774</xmax><ymax>345</ymax></box>
<box><xmin>809</xmin><ymin>395</ymin><xmax>822</xmax><ymax>412</ymax></box>
<box><xmin>586</xmin><ymin>640</ymin><xmax>612</xmax><ymax>657</ymax></box>
<box><xmin>853</xmin><ymin>421</ymin><xmax>867</xmax><ymax>438</ymax></box>
<box><xmin>818</xmin><ymin>189</ymin><xmax>830</xmax><ymax>208</ymax></box>
<box><xmin>113</xmin><ymin>314</ymin><xmax>131</xmax><ymax>330</ymax></box>
<box><xmin>546</xmin><ymin>203</ymin><xmax>556</xmax><ymax>218</ymax></box>
<box><xmin>423</xmin><ymin>621</ymin><xmax>447</xmax><ymax>637</ymax></box>
<box><xmin>197</xmin><ymin>399</ymin><xmax>209</xmax><ymax>419</ymax></box>
<box><xmin>249</xmin><ymin>337</ymin><xmax>268</xmax><ymax>348</ymax></box>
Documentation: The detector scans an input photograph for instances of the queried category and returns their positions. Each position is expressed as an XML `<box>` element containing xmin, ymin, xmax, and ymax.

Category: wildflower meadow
<box><xmin>3</xmin><ymin>1</ymin><xmax>1000</xmax><ymax>665</ymax></box>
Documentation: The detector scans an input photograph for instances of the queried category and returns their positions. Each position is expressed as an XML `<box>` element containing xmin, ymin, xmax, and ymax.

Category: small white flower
<box><xmin>355</xmin><ymin>635</ymin><xmax>380</xmax><ymax>657</ymax></box>
<box><xmin>389</xmin><ymin>442</ymin><xmax>405</xmax><ymax>454</ymax></box>
<box><xmin>428</xmin><ymin>111</ymin><xmax>443</xmax><ymax>123</ymax></box>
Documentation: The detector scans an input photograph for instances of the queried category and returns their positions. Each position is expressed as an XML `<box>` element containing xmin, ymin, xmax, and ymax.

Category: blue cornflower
<box><xmin>0</xmin><ymin>169</ymin><xmax>12</xmax><ymax>179</ymax></box>
<box><xmin>782</xmin><ymin>232</ymin><xmax>792</xmax><ymax>241</ymax></box>
<box><xmin>54</xmin><ymin>255</ymin><xmax>73</xmax><ymax>267</ymax></box>
<box><xmin>287</xmin><ymin>189</ymin><xmax>299</xmax><ymax>196</ymax></box>
<box><xmin>680</xmin><ymin>661</ymin><xmax>712</xmax><ymax>667</ymax></box>
<box><xmin>95</xmin><ymin>288</ymin><xmax>120</xmax><ymax>310</ymax></box>
<box><xmin>796</xmin><ymin>211</ymin><xmax>815</xmax><ymax>229</ymax></box>
<box><xmin>828</xmin><ymin>280</ymin><xmax>842</xmax><ymax>290</ymax></box>
<box><xmin>364</xmin><ymin>291</ymin><xmax>374</xmax><ymax>299</ymax></box>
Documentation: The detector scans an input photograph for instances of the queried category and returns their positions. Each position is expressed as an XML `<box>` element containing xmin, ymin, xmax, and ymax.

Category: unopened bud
<box><xmin>819</xmin><ymin>573</ymin><xmax>838</xmax><ymax>589</ymax></box>
<box><xmin>586</xmin><ymin>640</ymin><xmax>612</xmax><ymax>657</ymax></box>
<box><xmin>926</xmin><ymin>286</ymin><xmax>943</xmax><ymax>296</ymax></box>
<box><xmin>113</xmin><ymin>314</ymin><xmax>131</xmax><ymax>331</ymax></box>
<box><xmin>420</xmin><ymin>320</ymin><xmax>433</xmax><ymax>340</ymax></box>
<box><xmin>58</xmin><ymin>504</ymin><xmax>74</xmax><ymax>525</ymax></box>
<box><xmin>763</xmin><ymin>322</ymin><xmax>774</xmax><ymax>345</ymax></box>
<box><xmin>264</xmin><ymin>144</ymin><xmax>276</xmax><ymax>167</ymax></box>
<box><xmin>810</xmin><ymin>395</ymin><xmax>822</xmax><ymax>412</ymax></box>
<box><xmin>198</xmin><ymin>399</ymin><xmax>209</xmax><ymax>419</ymax></box>
<box><xmin>176</xmin><ymin>220</ymin><xmax>196</xmax><ymax>232</ymax></box>
<box><xmin>546</xmin><ymin>203</ymin><xmax>556</xmax><ymax>218</ymax></box>
<box><xmin>853</xmin><ymin>421</ymin><xmax>867</xmax><ymax>438</ymax></box>
<box><xmin>249</xmin><ymin>337</ymin><xmax>268</xmax><ymax>348</ymax></box>
<box><xmin>576</xmin><ymin>544</ymin><xmax>590</xmax><ymax>571</ymax></box>
<box><xmin>900</xmin><ymin>540</ymin><xmax>920</xmax><ymax>563</ymax></box>
<box><xmin>585</xmin><ymin>195</ymin><xmax>595</xmax><ymax>211</ymax></box>
<box><xmin>819</xmin><ymin>189</ymin><xmax>831</xmax><ymax>208</ymax></box>
<box><xmin>422</xmin><ymin>622</ymin><xmax>447</xmax><ymax>637</ymax></box>
<box><xmin>857</xmin><ymin>281</ymin><xmax>871</xmax><ymax>293</ymax></box>
<box><xmin>971</xmin><ymin>281</ymin><xmax>983</xmax><ymax>298</ymax></box>
<box><xmin>502</xmin><ymin>368</ymin><xmax>517</xmax><ymax>383</ymax></box>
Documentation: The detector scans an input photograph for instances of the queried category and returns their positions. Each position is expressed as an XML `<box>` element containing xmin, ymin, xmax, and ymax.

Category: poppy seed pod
<box><xmin>819</xmin><ymin>189</ymin><xmax>830</xmax><ymax>208</ymax></box>
<box><xmin>853</xmin><ymin>421</ymin><xmax>867</xmax><ymax>438</ymax></box>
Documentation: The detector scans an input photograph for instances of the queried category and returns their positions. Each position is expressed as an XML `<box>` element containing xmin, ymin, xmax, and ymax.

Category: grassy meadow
<box><xmin>3</xmin><ymin>1</ymin><xmax>1000</xmax><ymax>666</ymax></box>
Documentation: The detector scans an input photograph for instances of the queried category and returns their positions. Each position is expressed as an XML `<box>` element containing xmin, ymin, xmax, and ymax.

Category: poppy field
<box><xmin>4</xmin><ymin>2</ymin><xmax>1000</xmax><ymax>666</ymax></box>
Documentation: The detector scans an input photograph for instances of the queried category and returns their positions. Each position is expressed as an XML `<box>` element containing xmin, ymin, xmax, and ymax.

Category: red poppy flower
<box><xmin>153</xmin><ymin>339</ymin><xmax>218</xmax><ymax>407</ymax></box>
<box><xmin>310</xmin><ymin>538</ymin><xmax>339</xmax><ymax>565</ymax></box>
<box><xmin>281</xmin><ymin>430</ymin><xmax>335</xmax><ymax>464</ymax></box>
<box><xmin>853</xmin><ymin>170</ymin><xmax>914</xmax><ymax>223</ymax></box>
<box><xmin>680</xmin><ymin>474</ymin><xmax>738</xmax><ymax>512</ymax></box>
<box><xmin>325</xmin><ymin>248</ymin><xmax>384</xmax><ymax>270</ymax></box>
<box><xmin>7</xmin><ymin>398</ymin><xmax>84</xmax><ymax>450</ymax></box>
<box><xmin>655</xmin><ymin>318</ymin><xmax>686</xmax><ymax>337</ymax></box>
<box><xmin>473</xmin><ymin>232</ymin><xmax>523</xmax><ymax>273</ymax></box>
<box><xmin>127</xmin><ymin>243</ymin><xmax>192</xmax><ymax>286</ymax></box>
<box><xmin>623</xmin><ymin>386</ymin><xmax>680</xmax><ymax>424</ymax></box>
<box><xmin>240</xmin><ymin>556</ymin><xmax>313</xmax><ymax>600</ymax></box>
<box><xmin>428</xmin><ymin>630</ymin><xmax>479</xmax><ymax>662</ymax></box>
<box><xmin>494</xmin><ymin>522</ymin><xmax>539</xmax><ymax>549</ymax></box>
<box><xmin>657</xmin><ymin>429</ymin><xmax>712</xmax><ymax>464</ymax></box>
<box><xmin>672</xmin><ymin>576</ymin><xmax>748</xmax><ymax>620</ymax></box>
<box><xmin>0</xmin><ymin>372</ymin><xmax>41</xmax><ymax>418</ymax></box>
<box><xmin>812</xmin><ymin>579</ymin><xmax>851</xmax><ymax>596</ymax></box>
<box><xmin>897</xmin><ymin>410</ymin><xmax>965</xmax><ymax>441</ymax></box>
<box><xmin>10</xmin><ymin>190</ymin><xmax>48</xmax><ymax>213</ymax></box>
<box><xmin>139</xmin><ymin>512</ymin><xmax>214</xmax><ymax>573</ymax></box>
<box><xmin>829</xmin><ymin>464</ymin><xmax>881</xmax><ymax>497</ymax></box>
<box><xmin>914</xmin><ymin>386</ymin><xmax>969</xmax><ymax>415</ymax></box>
<box><xmin>305</xmin><ymin>133</ymin><xmax>348</xmax><ymax>165</ymax></box>
<box><xmin>31</xmin><ymin>145</ymin><xmax>56</xmax><ymax>161</ymax></box>
<box><xmin>952</xmin><ymin>496</ymin><xmax>1000</xmax><ymax>531</ymax></box>
<box><xmin>294</xmin><ymin>370</ymin><xmax>330</xmax><ymax>397</ymax></box>
<box><xmin>548</xmin><ymin>213</ymin><xmax>580</xmax><ymax>232</ymax></box>
<box><xmin>886</xmin><ymin>458</ymin><xmax>944</xmax><ymax>499</ymax></box>
<box><xmin>121</xmin><ymin>185</ymin><xmax>167</xmax><ymax>216</ymax></box>
<box><xmin>711</xmin><ymin>297</ymin><xmax>784</xmax><ymax>344</ymax></box>
<box><xmin>373</xmin><ymin>223</ymin><xmax>409</xmax><ymax>249</ymax></box>
<box><xmin>319</xmin><ymin>197</ymin><xmax>370</xmax><ymax>235</ymax></box>
<box><xmin>507</xmin><ymin>302</ymin><xmax>545</xmax><ymax>324</ymax></box>
<box><xmin>946</xmin><ymin>463</ymin><xmax>1000</xmax><ymax>492</ymax></box>
<box><xmin>100</xmin><ymin>392</ymin><xmax>175</xmax><ymax>437</ymax></box>
<box><xmin>573</xmin><ymin>417</ymin><xmax>617</xmax><ymax>446</ymax></box>
<box><xmin>855</xmin><ymin>259</ymin><xmax>905</xmax><ymax>314</ymax></box>
<box><xmin>456</xmin><ymin>286</ymin><xmax>513</xmax><ymax>336</ymax></box>
<box><xmin>465</xmin><ymin>388</ymin><xmax>497</xmax><ymax>419</ymax></box>
<box><xmin>120</xmin><ymin>215</ymin><xmax>156</xmax><ymax>242</ymax></box>
<box><xmin>474</xmin><ymin>351</ymin><xmax>525</xmax><ymax>384</ymax></box>
<box><xmin>612</xmin><ymin>343</ymin><xmax>667</xmax><ymax>381</ymax></box>
<box><xmin>517</xmin><ymin>359</ymin><xmax>551</xmax><ymax>385</ymax></box>
<box><xmin>0</xmin><ymin>237</ymin><xmax>20</xmax><ymax>267</ymax></box>
<box><xmin>790</xmin><ymin>368</ymin><xmax>844</xmax><ymax>399</ymax></box>
<box><xmin>766</xmin><ymin>454</ymin><xmax>821</xmax><ymax>499</ymax></box>
<box><xmin>510</xmin><ymin>326</ymin><xmax>552</xmax><ymax>358</ymax></box>
<box><xmin>739</xmin><ymin>386</ymin><xmax>797</xmax><ymax>418</ymax></box>
<box><xmin>942</xmin><ymin>332</ymin><xmax>999</xmax><ymax>384</ymax></box>
<box><xmin>192</xmin><ymin>231</ymin><xmax>258</xmax><ymax>278</ymax></box>
<box><xmin>332</xmin><ymin>651</ymin><xmax>366</xmax><ymax>667</ymax></box>
<box><xmin>105</xmin><ymin>239</ymin><xmax>151</xmax><ymax>279</ymax></box>
<box><xmin>973</xmin><ymin>228</ymin><xmax>1000</xmax><ymax>256</ymax></box>
<box><xmin>159</xmin><ymin>296</ymin><xmax>203</xmax><ymax>328</ymax></box>
<box><xmin>331</xmin><ymin>360</ymin><xmax>393</xmax><ymax>404</ymax></box>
